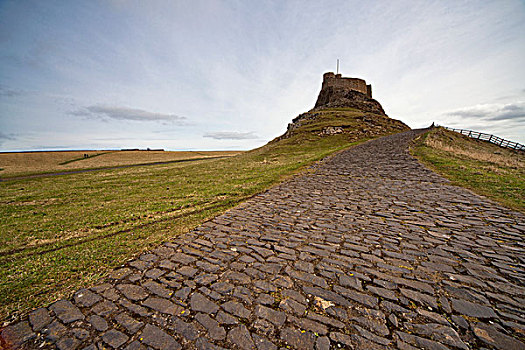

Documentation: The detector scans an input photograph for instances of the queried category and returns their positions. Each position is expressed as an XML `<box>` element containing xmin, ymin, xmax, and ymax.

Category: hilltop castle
<box><xmin>322</xmin><ymin>72</ymin><xmax>372</xmax><ymax>99</ymax></box>
<box><xmin>314</xmin><ymin>72</ymin><xmax>383</xmax><ymax>114</ymax></box>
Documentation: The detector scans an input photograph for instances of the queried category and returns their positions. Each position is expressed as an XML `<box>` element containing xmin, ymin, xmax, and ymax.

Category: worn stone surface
<box><xmin>49</xmin><ymin>300</ymin><xmax>84</xmax><ymax>324</ymax></box>
<box><xmin>3</xmin><ymin>130</ymin><xmax>525</xmax><ymax>349</ymax></box>
<box><xmin>227</xmin><ymin>325</ymin><xmax>254</xmax><ymax>350</ymax></box>
<box><xmin>138</xmin><ymin>324</ymin><xmax>181</xmax><ymax>349</ymax></box>
<box><xmin>28</xmin><ymin>308</ymin><xmax>52</xmax><ymax>332</ymax></box>
<box><xmin>102</xmin><ymin>329</ymin><xmax>129</xmax><ymax>349</ymax></box>
<box><xmin>0</xmin><ymin>321</ymin><xmax>35</xmax><ymax>347</ymax></box>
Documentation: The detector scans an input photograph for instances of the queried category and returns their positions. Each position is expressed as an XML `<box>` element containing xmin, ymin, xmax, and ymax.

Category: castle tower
<box><xmin>321</xmin><ymin>72</ymin><xmax>372</xmax><ymax>98</ymax></box>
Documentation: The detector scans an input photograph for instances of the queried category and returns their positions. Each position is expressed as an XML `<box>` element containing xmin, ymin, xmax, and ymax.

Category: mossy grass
<box><xmin>411</xmin><ymin>127</ymin><xmax>524</xmax><ymax>211</ymax></box>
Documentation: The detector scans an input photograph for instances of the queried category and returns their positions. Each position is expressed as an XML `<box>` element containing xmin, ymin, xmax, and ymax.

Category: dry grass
<box><xmin>423</xmin><ymin>129</ymin><xmax>524</xmax><ymax>170</ymax></box>
<box><xmin>0</xmin><ymin>150</ymin><xmax>241</xmax><ymax>177</ymax></box>
<box><xmin>412</xmin><ymin>127</ymin><xmax>524</xmax><ymax>211</ymax></box>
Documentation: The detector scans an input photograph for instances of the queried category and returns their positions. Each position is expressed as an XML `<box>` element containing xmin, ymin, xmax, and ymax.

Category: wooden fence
<box><xmin>443</xmin><ymin>127</ymin><xmax>525</xmax><ymax>151</ymax></box>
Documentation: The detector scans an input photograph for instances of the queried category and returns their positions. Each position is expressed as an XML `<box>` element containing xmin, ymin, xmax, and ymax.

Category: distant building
<box><xmin>321</xmin><ymin>72</ymin><xmax>372</xmax><ymax>98</ymax></box>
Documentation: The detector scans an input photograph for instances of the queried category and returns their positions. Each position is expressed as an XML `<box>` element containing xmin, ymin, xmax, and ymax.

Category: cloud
<box><xmin>444</xmin><ymin>102</ymin><xmax>525</xmax><ymax>122</ymax></box>
<box><xmin>203</xmin><ymin>131</ymin><xmax>258</xmax><ymax>140</ymax></box>
<box><xmin>0</xmin><ymin>132</ymin><xmax>16</xmax><ymax>146</ymax></box>
<box><xmin>0</xmin><ymin>85</ymin><xmax>22</xmax><ymax>98</ymax></box>
<box><xmin>70</xmin><ymin>105</ymin><xmax>186</xmax><ymax>123</ymax></box>
<box><xmin>0</xmin><ymin>132</ymin><xmax>16</xmax><ymax>140</ymax></box>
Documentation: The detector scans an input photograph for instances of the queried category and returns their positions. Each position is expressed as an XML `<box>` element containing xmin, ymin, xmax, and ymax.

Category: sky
<box><xmin>1</xmin><ymin>0</ymin><xmax>524</xmax><ymax>151</ymax></box>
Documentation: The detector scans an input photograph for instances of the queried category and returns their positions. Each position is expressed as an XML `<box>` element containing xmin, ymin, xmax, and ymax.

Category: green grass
<box><xmin>412</xmin><ymin>127</ymin><xmax>524</xmax><ymax>211</ymax></box>
<box><xmin>0</xmin><ymin>108</ymin><xmax>407</xmax><ymax>321</ymax></box>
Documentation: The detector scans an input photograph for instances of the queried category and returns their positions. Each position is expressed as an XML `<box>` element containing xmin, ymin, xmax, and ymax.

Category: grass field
<box><xmin>412</xmin><ymin>127</ymin><xmax>524</xmax><ymax>211</ymax></box>
<box><xmin>0</xmin><ymin>107</ymin><xmax>408</xmax><ymax>321</ymax></box>
<box><xmin>0</xmin><ymin>150</ymin><xmax>241</xmax><ymax>178</ymax></box>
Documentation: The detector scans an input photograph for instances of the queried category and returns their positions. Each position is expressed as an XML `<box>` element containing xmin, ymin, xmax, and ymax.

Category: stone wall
<box><xmin>322</xmin><ymin>72</ymin><xmax>371</xmax><ymax>98</ymax></box>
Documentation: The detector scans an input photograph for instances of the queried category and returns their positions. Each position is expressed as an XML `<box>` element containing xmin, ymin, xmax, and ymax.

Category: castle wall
<box><xmin>322</xmin><ymin>72</ymin><xmax>371</xmax><ymax>97</ymax></box>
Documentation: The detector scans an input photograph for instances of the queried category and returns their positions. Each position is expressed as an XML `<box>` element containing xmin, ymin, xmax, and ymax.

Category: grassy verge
<box><xmin>412</xmin><ymin>127</ymin><xmax>524</xmax><ymax>211</ymax></box>
<box><xmin>0</xmin><ymin>107</ymin><xmax>407</xmax><ymax>321</ymax></box>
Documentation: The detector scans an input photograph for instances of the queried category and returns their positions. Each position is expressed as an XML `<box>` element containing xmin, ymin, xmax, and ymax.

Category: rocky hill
<box><xmin>273</xmin><ymin>73</ymin><xmax>409</xmax><ymax>143</ymax></box>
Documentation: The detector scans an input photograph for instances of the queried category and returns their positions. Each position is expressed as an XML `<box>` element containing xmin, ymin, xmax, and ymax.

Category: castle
<box><xmin>322</xmin><ymin>72</ymin><xmax>372</xmax><ymax>99</ymax></box>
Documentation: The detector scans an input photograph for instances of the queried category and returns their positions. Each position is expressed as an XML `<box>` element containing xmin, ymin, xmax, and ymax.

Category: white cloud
<box><xmin>71</xmin><ymin>105</ymin><xmax>186</xmax><ymax>123</ymax></box>
<box><xmin>444</xmin><ymin>102</ymin><xmax>525</xmax><ymax>122</ymax></box>
<box><xmin>203</xmin><ymin>131</ymin><xmax>258</xmax><ymax>140</ymax></box>
<box><xmin>434</xmin><ymin>101</ymin><xmax>525</xmax><ymax>143</ymax></box>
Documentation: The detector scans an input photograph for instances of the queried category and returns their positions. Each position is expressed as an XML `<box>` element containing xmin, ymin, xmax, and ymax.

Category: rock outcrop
<box><xmin>314</xmin><ymin>87</ymin><xmax>386</xmax><ymax>115</ymax></box>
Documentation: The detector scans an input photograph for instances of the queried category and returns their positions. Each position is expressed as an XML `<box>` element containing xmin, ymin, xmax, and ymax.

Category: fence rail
<box><xmin>443</xmin><ymin>127</ymin><xmax>525</xmax><ymax>151</ymax></box>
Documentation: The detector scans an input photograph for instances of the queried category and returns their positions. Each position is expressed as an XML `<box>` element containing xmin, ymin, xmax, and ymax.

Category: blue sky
<box><xmin>1</xmin><ymin>0</ymin><xmax>524</xmax><ymax>151</ymax></box>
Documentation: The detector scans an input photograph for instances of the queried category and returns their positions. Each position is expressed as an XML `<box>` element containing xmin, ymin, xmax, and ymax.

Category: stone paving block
<box><xmin>73</xmin><ymin>288</ymin><xmax>102</xmax><ymax>307</ymax></box>
<box><xmin>221</xmin><ymin>301</ymin><xmax>251</xmax><ymax>319</ymax></box>
<box><xmin>255</xmin><ymin>305</ymin><xmax>286</xmax><ymax>327</ymax></box>
<box><xmin>142</xmin><ymin>280</ymin><xmax>172</xmax><ymax>298</ymax></box>
<box><xmin>400</xmin><ymin>288</ymin><xmax>438</xmax><ymax>310</ymax></box>
<box><xmin>216</xmin><ymin>310</ymin><xmax>239</xmax><ymax>325</ymax></box>
<box><xmin>119</xmin><ymin>299</ymin><xmax>151</xmax><ymax>317</ymax></box>
<box><xmin>396</xmin><ymin>331</ymin><xmax>449</xmax><ymax>350</ymax></box>
<box><xmin>172</xmin><ymin>317</ymin><xmax>199</xmax><ymax>341</ymax></box>
<box><xmin>56</xmin><ymin>336</ymin><xmax>80</xmax><ymax>350</ymax></box>
<box><xmin>279</xmin><ymin>298</ymin><xmax>307</xmax><ymax>315</ymax></box>
<box><xmin>190</xmin><ymin>292</ymin><xmax>219</xmax><ymax>314</ymax></box>
<box><xmin>195</xmin><ymin>338</ymin><xmax>228</xmax><ymax>350</ymax></box>
<box><xmin>91</xmin><ymin>300</ymin><xmax>118</xmax><ymax>316</ymax></box>
<box><xmin>195</xmin><ymin>313</ymin><xmax>226</xmax><ymax>340</ymax></box>
<box><xmin>109</xmin><ymin>268</ymin><xmax>131</xmax><ymax>280</ymax></box>
<box><xmin>280</xmin><ymin>327</ymin><xmax>316</xmax><ymax>350</ymax></box>
<box><xmin>28</xmin><ymin>308</ymin><xmax>52</xmax><ymax>332</ymax></box>
<box><xmin>450</xmin><ymin>298</ymin><xmax>498</xmax><ymax>318</ymax></box>
<box><xmin>473</xmin><ymin>323</ymin><xmax>525</xmax><ymax>349</ymax></box>
<box><xmin>143</xmin><ymin>296</ymin><xmax>182</xmax><ymax>315</ymax></box>
<box><xmin>409</xmin><ymin>323</ymin><xmax>468</xmax><ymax>349</ymax></box>
<box><xmin>42</xmin><ymin>320</ymin><xmax>67</xmax><ymax>342</ymax></box>
<box><xmin>88</xmin><ymin>315</ymin><xmax>108</xmax><ymax>332</ymax></box>
<box><xmin>288</xmin><ymin>315</ymin><xmax>328</xmax><ymax>335</ymax></box>
<box><xmin>333</xmin><ymin>285</ymin><xmax>378</xmax><ymax>308</ymax></box>
<box><xmin>102</xmin><ymin>329</ymin><xmax>129</xmax><ymax>349</ymax></box>
<box><xmin>49</xmin><ymin>300</ymin><xmax>85</xmax><ymax>324</ymax></box>
<box><xmin>139</xmin><ymin>324</ymin><xmax>181</xmax><ymax>350</ymax></box>
<box><xmin>116</xmin><ymin>283</ymin><xmax>149</xmax><ymax>301</ymax></box>
<box><xmin>114</xmin><ymin>312</ymin><xmax>144</xmax><ymax>334</ymax></box>
<box><xmin>227</xmin><ymin>325</ymin><xmax>254</xmax><ymax>350</ymax></box>
<box><xmin>1</xmin><ymin>321</ymin><xmax>35</xmax><ymax>347</ymax></box>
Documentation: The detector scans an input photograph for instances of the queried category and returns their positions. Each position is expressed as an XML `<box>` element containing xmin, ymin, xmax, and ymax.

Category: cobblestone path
<box><xmin>2</xmin><ymin>129</ymin><xmax>524</xmax><ymax>349</ymax></box>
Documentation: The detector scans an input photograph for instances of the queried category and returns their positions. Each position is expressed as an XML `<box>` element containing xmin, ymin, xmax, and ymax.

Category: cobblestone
<box><xmin>49</xmin><ymin>300</ymin><xmax>85</xmax><ymax>325</ymax></box>
<box><xmin>28</xmin><ymin>308</ymin><xmax>52</xmax><ymax>332</ymax></box>
<box><xmin>3</xmin><ymin>129</ymin><xmax>525</xmax><ymax>349</ymax></box>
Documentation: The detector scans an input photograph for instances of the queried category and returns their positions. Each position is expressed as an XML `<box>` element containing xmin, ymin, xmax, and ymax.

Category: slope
<box><xmin>412</xmin><ymin>127</ymin><xmax>524</xmax><ymax>211</ymax></box>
